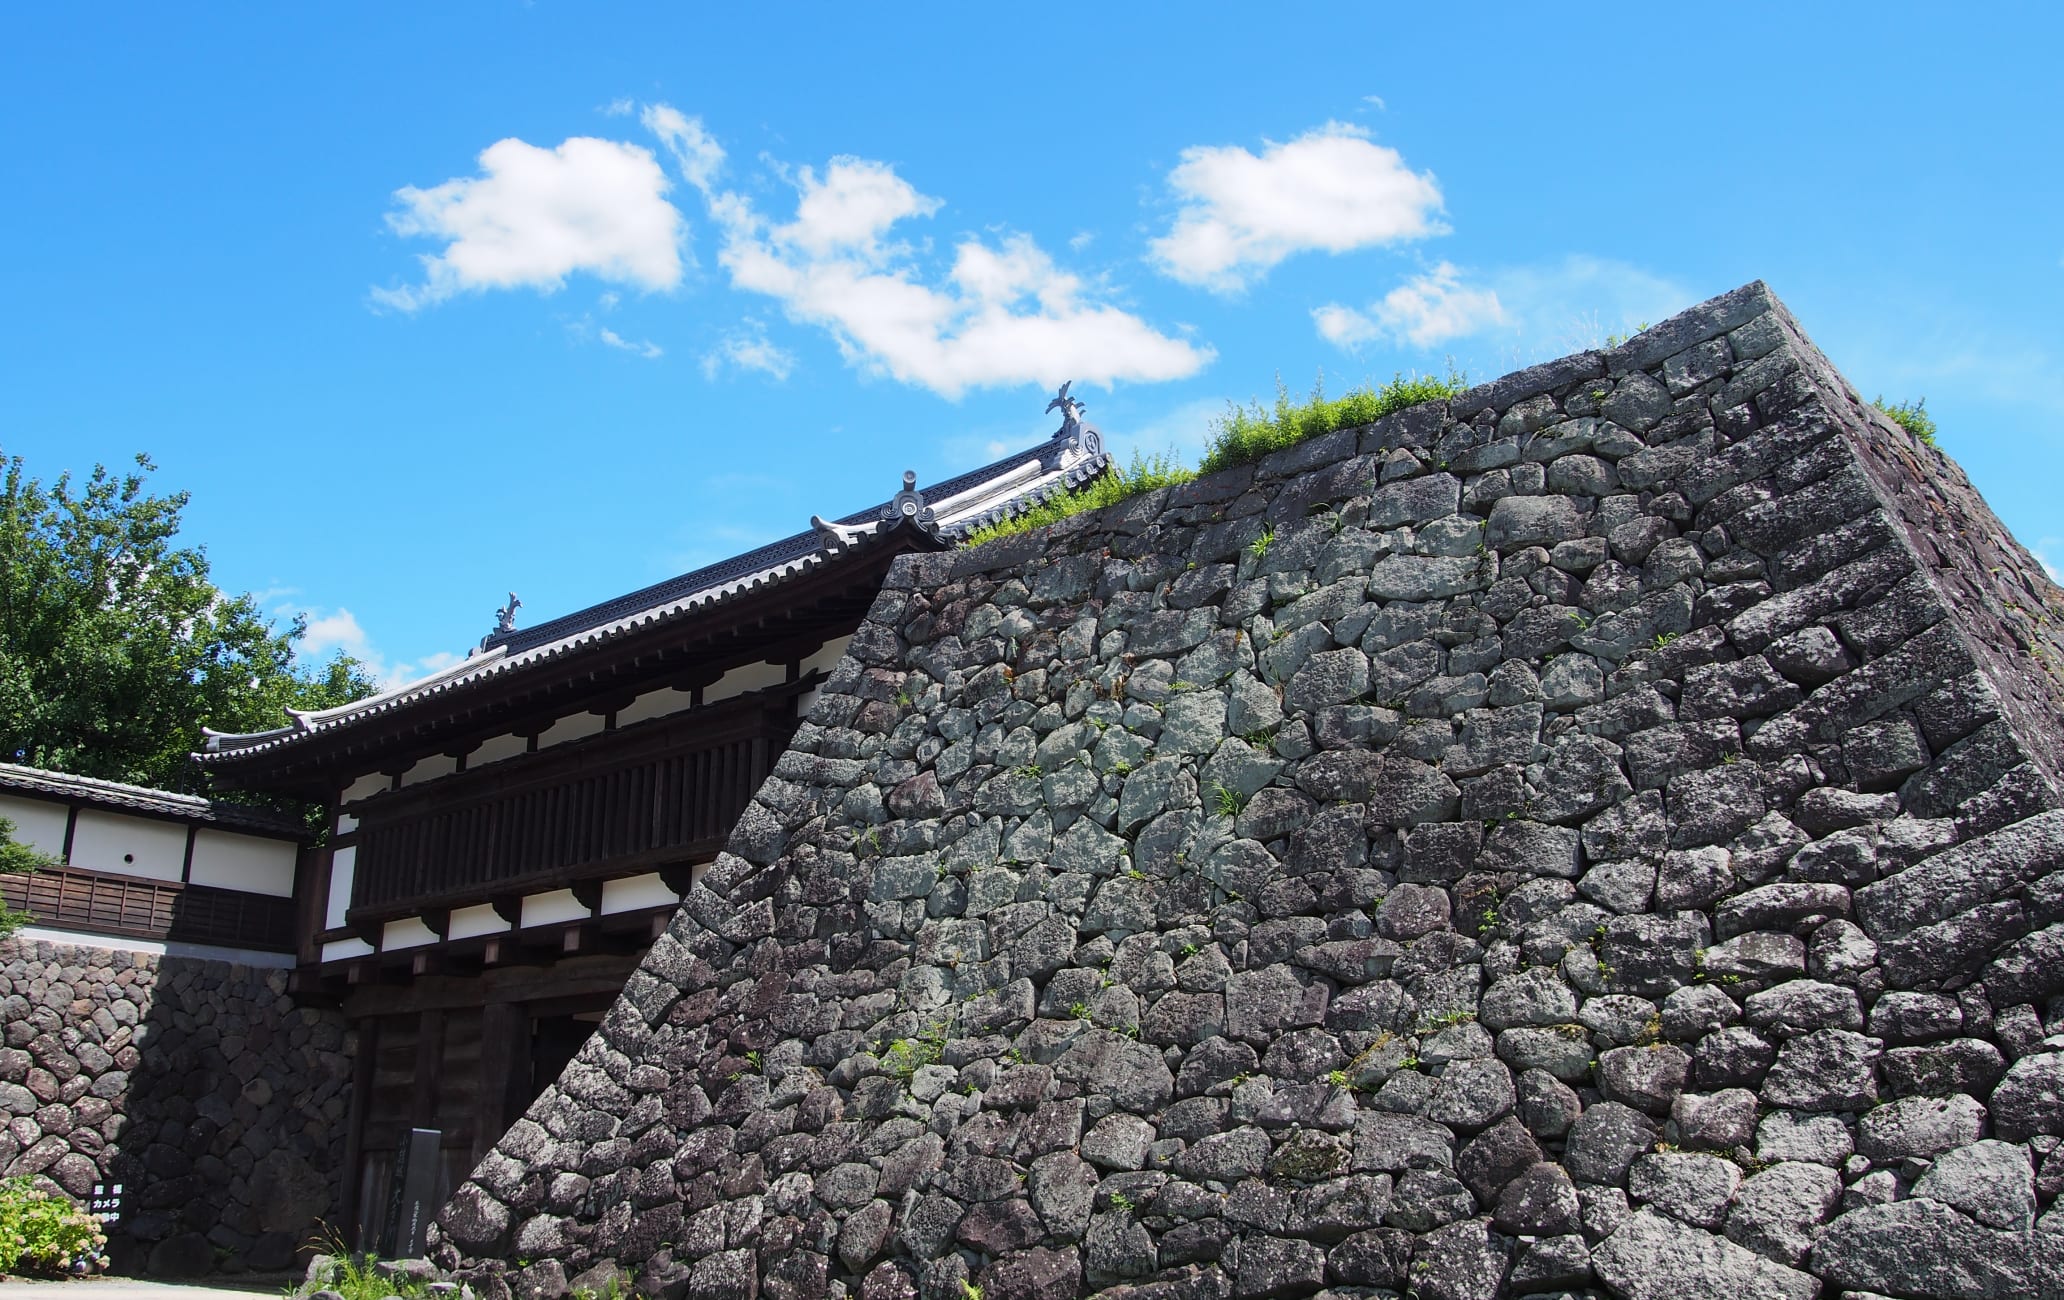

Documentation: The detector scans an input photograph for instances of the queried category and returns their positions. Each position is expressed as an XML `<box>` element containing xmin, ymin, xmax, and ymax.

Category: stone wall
<box><xmin>0</xmin><ymin>937</ymin><xmax>353</xmax><ymax>1276</ymax></box>
<box><xmin>432</xmin><ymin>282</ymin><xmax>2064</xmax><ymax>1300</ymax></box>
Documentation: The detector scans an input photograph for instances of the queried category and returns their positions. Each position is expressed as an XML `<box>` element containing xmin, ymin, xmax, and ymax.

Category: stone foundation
<box><xmin>423</xmin><ymin>280</ymin><xmax>2064</xmax><ymax>1297</ymax></box>
<box><xmin>0</xmin><ymin>936</ymin><xmax>353</xmax><ymax>1276</ymax></box>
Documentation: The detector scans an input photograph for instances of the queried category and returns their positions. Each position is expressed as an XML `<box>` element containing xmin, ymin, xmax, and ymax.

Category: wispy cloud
<box><xmin>640</xmin><ymin>103</ymin><xmax>725</xmax><ymax>193</ymax></box>
<box><xmin>1149</xmin><ymin>121</ymin><xmax>1446</xmax><ymax>293</ymax></box>
<box><xmin>599</xmin><ymin>327</ymin><xmax>663</xmax><ymax>359</ymax></box>
<box><xmin>628</xmin><ymin>103</ymin><xmax>1210</xmax><ymax>398</ymax></box>
<box><xmin>563</xmin><ymin>310</ymin><xmax>664</xmax><ymax>359</ymax></box>
<box><xmin>297</xmin><ymin>606</ymin><xmax>465</xmax><ymax>690</ymax></box>
<box><xmin>702</xmin><ymin>320</ymin><xmax>794</xmax><ymax>380</ymax></box>
<box><xmin>372</xmin><ymin>136</ymin><xmax>686</xmax><ymax>311</ymax></box>
<box><xmin>2034</xmin><ymin>537</ymin><xmax>2064</xmax><ymax>584</ymax></box>
<box><xmin>1115</xmin><ymin>395</ymin><xmax>1230</xmax><ymax>464</ymax></box>
<box><xmin>1314</xmin><ymin>255</ymin><xmax>1692</xmax><ymax>360</ymax></box>
<box><xmin>1314</xmin><ymin>261</ymin><xmax>1506</xmax><ymax>350</ymax></box>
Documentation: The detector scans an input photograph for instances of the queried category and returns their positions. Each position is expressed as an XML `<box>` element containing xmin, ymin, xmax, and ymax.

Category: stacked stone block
<box><xmin>433</xmin><ymin>283</ymin><xmax>2064</xmax><ymax>1299</ymax></box>
<box><xmin>0</xmin><ymin>938</ymin><xmax>353</xmax><ymax>1275</ymax></box>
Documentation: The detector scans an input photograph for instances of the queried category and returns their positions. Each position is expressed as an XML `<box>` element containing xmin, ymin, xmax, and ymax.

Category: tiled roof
<box><xmin>0</xmin><ymin>762</ymin><xmax>308</xmax><ymax>837</ymax></box>
<box><xmin>197</xmin><ymin>425</ymin><xmax>1107</xmax><ymax>764</ymax></box>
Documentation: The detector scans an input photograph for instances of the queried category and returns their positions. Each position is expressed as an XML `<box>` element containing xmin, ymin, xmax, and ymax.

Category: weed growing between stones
<box><xmin>959</xmin><ymin>451</ymin><xmax>1194</xmax><ymax>548</ymax></box>
<box><xmin>1200</xmin><ymin>366</ymin><xmax>1469</xmax><ymax>474</ymax></box>
<box><xmin>1874</xmin><ymin>394</ymin><xmax>1938</xmax><ymax>445</ymax></box>
<box><xmin>291</xmin><ymin>1232</ymin><xmax>438</xmax><ymax>1300</ymax></box>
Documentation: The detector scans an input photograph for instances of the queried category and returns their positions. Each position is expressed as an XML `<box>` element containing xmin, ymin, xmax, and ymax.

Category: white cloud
<box><xmin>702</xmin><ymin>321</ymin><xmax>795</xmax><ymax>380</ymax></box>
<box><xmin>1149</xmin><ymin>121</ymin><xmax>1446</xmax><ymax>293</ymax></box>
<box><xmin>640</xmin><ymin>103</ymin><xmax>726</xmax><ymax>194</ymax></box>
<box><xmin>1314</xmin><ymin>255</ymin><xmax>1692</xmax><ymax>360</ymax></box>
<box><xmin>601</xmin><ymin>97</ymin><xmax>636</xmax><ymax>117</ymax></box>
<box><xmin>2036</xmin><ymin>538</ymin><xmax>2064</xmax><ymax>584</ymax></box>
<box><xmin>1117</xmin><ymin>395</ymin><xmax>1231</xmax><ymax>464</ymax></box>
<box><xmin>298</xmin><ymin>607</ymin><xmax>463</xmax><ymax>690</ymax></box>
<box><xmin>1315</xmin><ymin>261</ymin><xmax>1507</xmax><ymax>350</ymax></box>
<box><xmin>631</xmin><ymin>107</ymin><xmax>1210</xmax><ymax>398</ymax></box>
<box><xmin>372</xmin><ymin>136</ymin><xmax>686</xmax><ymax>311</ymax></box>
<box><xmin>562</xmin><ymin>311</ymin><xmax>663</xmax><ymax>359</ymax></box>
<box><xmin>1487</xmin><ymin>255</ymin><xmax>1695</xmax><ymax>356</ymax></box>
<box><xmin>1068</xmin><ymin>231</ymin><xmax>1095</xmax><ymax>252</ymax></box>
<box><xmin>599</xmin><ymin>327</ymin><xmax>663</xmax><ymax>359</ymax></box>
<box><xmin>1363</xmin><ymin>95</ymin><xmax>1387</xmax><ymax>111</ymax></box>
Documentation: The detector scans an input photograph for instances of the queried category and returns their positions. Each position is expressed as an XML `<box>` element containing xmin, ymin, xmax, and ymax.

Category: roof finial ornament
<box><xmin>477</xmin><ymin>592</ymin><xmax>521</xmax><ymax>652</ymax></box>
<box><xmin>881</xmin><ymin>469</ymin><xmax>936</xmax><ymax>529</ymax></box>
<box><xmin>1045</xmin><ymin>380</ymin><xmax>1103</xmax><ymax>461</ymax></box>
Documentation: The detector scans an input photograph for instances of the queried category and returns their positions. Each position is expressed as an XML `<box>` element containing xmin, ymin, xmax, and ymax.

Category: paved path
<box><xmin>0</xmin><ymin>1278</ymin><xmax>296</xmax><ymax>1300</ymax></box>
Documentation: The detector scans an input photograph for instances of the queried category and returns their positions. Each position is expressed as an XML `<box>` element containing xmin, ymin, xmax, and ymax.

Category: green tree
<box><xmin>0</xmin><ymin>816</ymin><xmax>57</xmax><ymax>937</ymax></box>
<box><xmin>0</xmin><ymin>451</ymin><xmax>377</xmax><ymax>796</ymax></box>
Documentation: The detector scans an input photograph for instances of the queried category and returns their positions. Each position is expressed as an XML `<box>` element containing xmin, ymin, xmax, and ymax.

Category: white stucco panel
<box><xmin>521</xmin><ymin>888</ymin><xmax>590</xmax><ymax>928</ymax></box>
<box><xmin>0</xmin><ymin>795</ymin><xmax>70</xmax><ymax>859</ymax></box>
<box><xmin>705</xmin><ymin>659</ymin><xmax>788</xmax><ymax>706</ymax></box>
<box><xmin>188</xmin><ymin>829</ymin><xmax>297</xmax><ymax>897</ymax></box>
<box><xmin>446</xmin><ymin>903</ymin><xmax>508</xmax><ymax>941</ymax></box>
<box><xmin>326</xmin><ymin>845</ymin><xmax>357</xmax><ymax>930</ymax></box>
<box><xmin>602</xmin><ymin>873</ymin><xmax>680</xmax><ymax>914</ymax></box>
<box><xmin>322</xmin><ymin>937</ymin><xmax>376</xmax><ymax>962</ymax></box>
<box><xmin>67</xmin><ymin>810</ymin><xmax>186</xmax><ymax>881</ymax></box>
<box><xmin>382</xmin><ymin>917</ymin><xmax>439</xmax><ymax>951</ymax></box>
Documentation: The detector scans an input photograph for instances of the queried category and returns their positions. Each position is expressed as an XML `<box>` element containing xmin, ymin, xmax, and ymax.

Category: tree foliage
<box><xmin>0</xmin><ymin>451</ymin><xmax>376</xmax><ymax>795</ymax></box>
<box><xmin>0</xmin><ymin>816</ymin><xmax>55</xmax><ymax>938</ymax></box>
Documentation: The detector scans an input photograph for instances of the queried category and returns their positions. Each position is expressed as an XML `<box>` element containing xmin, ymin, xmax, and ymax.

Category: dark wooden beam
<box><xmin>339</xmin><ymin>951</ymin><xmax>645</xmax><ymax>1018</ymax></box>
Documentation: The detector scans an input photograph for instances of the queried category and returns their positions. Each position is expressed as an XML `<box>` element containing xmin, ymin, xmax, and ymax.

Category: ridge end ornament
<box><xmin>479</xmin><ymin>591</ymin><xmax>521</xmax><ymax>651</ymax></box>
<box><xmin>881</xmin><ymin>470</ymin><xmax>936</xmax><ymax>529</ymax></box>
<box><xmin>1045</xmin><ymin>380</ymin><xmax>1103</xmax><ymax>460</ymax></box>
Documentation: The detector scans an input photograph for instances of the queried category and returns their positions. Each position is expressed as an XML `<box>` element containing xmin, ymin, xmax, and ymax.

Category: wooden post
<box><xmin>411</xmin><ymin>1009</ymin><xmax>444</xmax><ymax>1128</ymax></box>
<box><xmin>473</xmin><ymin>1002</ymin><xmax>531</xmax><ymax>1167</ymax></box>
<box><xmin>339</xmin><ymin>1017</ymin><xmax>379</xmax><ymax>1249</ymax></box>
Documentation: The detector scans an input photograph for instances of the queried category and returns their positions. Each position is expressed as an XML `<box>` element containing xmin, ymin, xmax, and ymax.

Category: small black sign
<box><xmin>88</xmin><ymin>1183</ymin><xmax>124</xmax><ymax>1225</ymax></box>
<box><xmin>382</xmin><ymin>1128</ymin><xmax>442</xmax><ymax>1259</ymax></box>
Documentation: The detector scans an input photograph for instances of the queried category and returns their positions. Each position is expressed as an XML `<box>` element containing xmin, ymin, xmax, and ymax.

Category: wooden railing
<box><xmin>0</xmin><ymin>865</ymin><xmax>296</xmax><ymax>951</ymax></box>
<box><xmin>347</xmin><ymin>696</ymin><xmax>795</xmax><ymax>919</ymax></box>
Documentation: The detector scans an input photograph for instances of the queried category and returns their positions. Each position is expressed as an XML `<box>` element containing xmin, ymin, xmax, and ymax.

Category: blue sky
<box><xmin>6</xmin><ymin>4</ymin><xmax>2061</xmax><ymax>688</ymax></box>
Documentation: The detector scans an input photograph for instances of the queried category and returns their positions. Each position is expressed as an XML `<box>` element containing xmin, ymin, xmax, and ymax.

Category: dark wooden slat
<box><xmin>346</xmin><ymin>695</ymin><xmax>794</xmax><ymax>922</ymax></box>
<box><xmin>0</xmin><ymin>865</ymin><xmax>293</xmax><ymax>951</ymax></box>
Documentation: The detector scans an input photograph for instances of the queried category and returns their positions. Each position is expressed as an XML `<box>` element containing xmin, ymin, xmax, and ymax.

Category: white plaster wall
<box><xmin>67</xmin><ymin>810</ymin><xmax>186</xmax><ymax>881</ymax></box>
<box><xmin>0</xmin><ymin>795</ymin><xmax>69</xmax><ymax>858</ymax></box>
<box><xmin>705</xmin><ymin>659</ymin><xmax>787</xmax><ymax>706</ymax></box>
<box><xmin>400</xmin><ymin>754</ymin><xmax>458</xmax><ymax>789</ymax></box>
<box><xmin>326</xmin><ymin>845</ymin><xmax>357</xmax><ymax>929</ymax></box>
<box><xmin>188</xmin><ymin>829</ymin><xmax>297</xmax><ymax>897</ymax></box>
<box><xmin>446</xmin><ymin>903</ymin><xmax>507</xmax><ymax>941</ymax></box>
<box><xmin>382</xmin><ymin>917</ymin><xmax>439</xmax><ymax>951</ymax></box>
<box><xmin>536</xmin><ymin>712</ymin><xmax>606</xmax><ymax>750</ymax></box>
<box><xmin>602</xmin><ymin>873</ymin><xmax>679</xmax><ymax>914</ymax></box>
<box><xmin>616</xmin><ymin>687</ymin><xmax>697</xmax><ymax>730</ymax></box>
<box><xmin>469</xmin><ymin>732</ymin><xmax>530</xmax><ymax>768</ymax></box>
<box><xmin>800</xmin><ymin>634</ymin><xmax>853</xmax><ymax>677</ymax></box>
<box><xmin>521</xmin><ymin>888</ymin><xmax>589</xmax><ymax>928</ymax></box>
<box><xmin>341</xmin><ymin>772</ymin><xmax>390</xmax><ymax>806</ymax></box>
<box><xmin>322</xmin><ymin>936</ymin><xmax>375</xmax><ymax>962</ymax></box>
